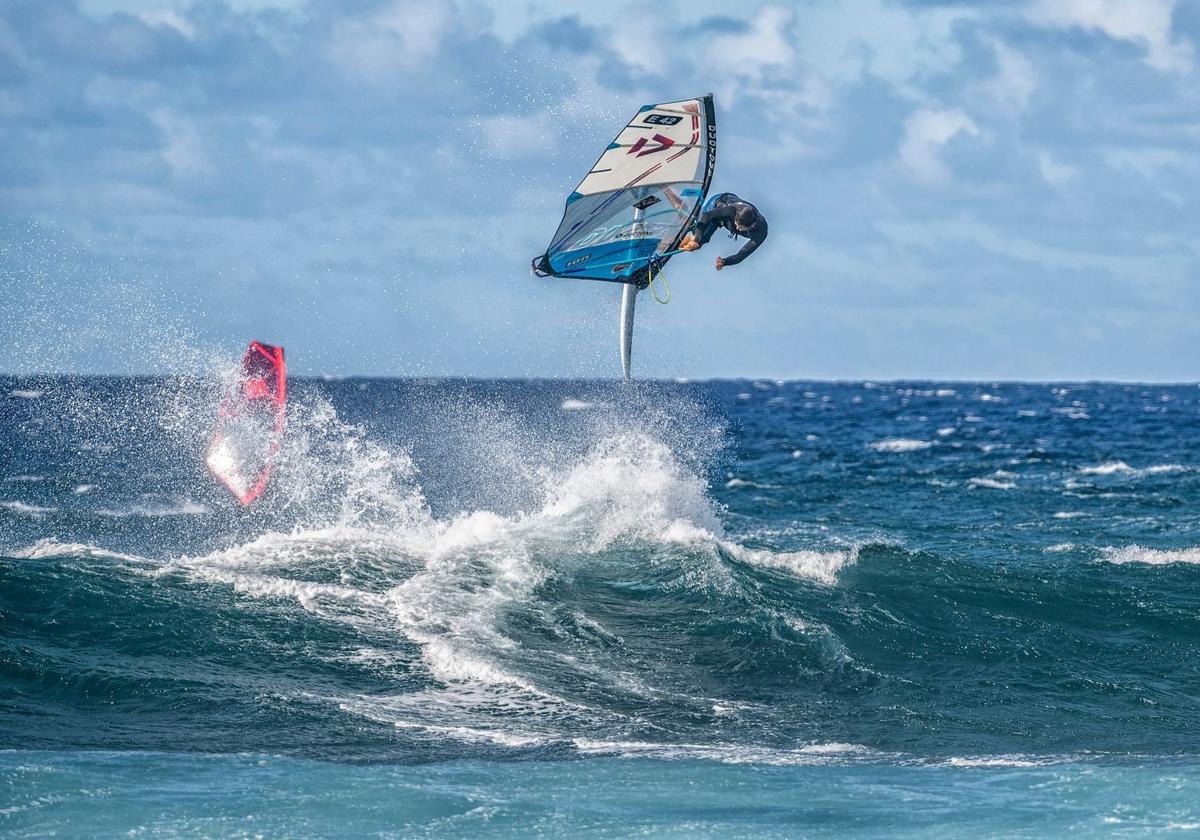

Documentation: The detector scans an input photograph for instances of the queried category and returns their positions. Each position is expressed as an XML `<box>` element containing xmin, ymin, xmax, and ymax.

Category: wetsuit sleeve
<box><xmin>692</xmin><ymin>206</ymin><xmax>737</xmax><ymax>246</ymax></box>
<box><xmin>721</xmin><ymin>223</ymin><xmax>768</xmax><ymax>267</ymax></box>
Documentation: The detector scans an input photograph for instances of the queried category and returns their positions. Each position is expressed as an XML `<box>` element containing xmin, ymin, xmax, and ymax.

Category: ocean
<box><xmin>3</xmin><ymin>376</ymin><xmax>1200</xmax><ymax>837</ymax></box>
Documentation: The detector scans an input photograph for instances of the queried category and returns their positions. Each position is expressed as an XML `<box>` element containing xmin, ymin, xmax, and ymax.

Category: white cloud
<box><xmin>1038</xmin><ymin>151</ymin><xmax>1076</xmax><ymax>186</ymax></box>
<box><xmin>81</xmin><ymin>0</ymin><xmax>302</xmax><ymax>12</ymax></box>
<box><xmin>134</xmin><ymin>9</ymin><xmax>195</xmax><ymax>39</ymax></box>
<box><xmin>982</xmin><ymin>38</ymin><xmax>1036</xmax><ymax>111</ymax></box>
<box><xmin>606</xmin><ymin>3</ymin><xmax>665</xmax><ymax>74</ymax></box>
<box><xmin>1028</xmin><ymin>0</ymin><xmax>1194</xmax><ymax>74</ymax></box>
<box><xmin>152</xmin><ymin>108</ymin><xmax>211</xmax><ymax>178</ymax></box>
<box><xmin>899</xmin><ymin>108</ymin><xmax>979</xmax><ymax>184</ymax></box>
<box><xmin>793</xmin><ymin>0</ymin><xmax>975</xmax><ymax>87</ymax></box>
<box><xmin>1102</xmin><ymin>147</ymin><xmax>1189</xmax><ymax>178</ymax></box>
<box><xmin>327</xmin><ymin>1</ymin><xmax>453</xmax><ymax>81</ymax></box>
<box><xmin>709</xmin><ymin>5</ymin><xmax>796</xmax><ymax>75</ymax></box>
<box><xmin>694</xmin><ymin>5</ymin><xmax>836</xmax><ymax>156</ymax></box>
<box><xmin>698</xmin><ymin>5</ymin><xmax>799</xmax><ymax>108</ymax></box>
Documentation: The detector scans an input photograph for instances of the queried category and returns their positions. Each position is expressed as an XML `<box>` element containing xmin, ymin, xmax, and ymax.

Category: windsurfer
<box><xmin>678</xmin><ymin>193</ymin><xmax>768</xmax><ymax>270</ymax></box>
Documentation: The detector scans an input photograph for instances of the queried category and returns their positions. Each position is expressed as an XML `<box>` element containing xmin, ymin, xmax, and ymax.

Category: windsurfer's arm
<box><xmin>720</xmin><ymin>239</ymin><xmax>760</xmax><ymax>267</ymax></box>
<box><xmin>662</xmin><ymin>186</ymin><xmax>688</xmax><ymax>216</ymax></box>
<box><xmin>719</xmin><ymin>223</ymin><xmax>768</xmax><ymax>268</ymax></box>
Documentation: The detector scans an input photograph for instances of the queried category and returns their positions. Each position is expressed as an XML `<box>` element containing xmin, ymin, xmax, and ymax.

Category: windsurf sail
<box><xmin>532</xmin><ymin>94</ymin><xmax>717</xmax><ymax>288</ymax></box>
<box><xmin>206</xmin><ymin>341</ymin><xmax>287</xmax><ymax>505</ymax></box>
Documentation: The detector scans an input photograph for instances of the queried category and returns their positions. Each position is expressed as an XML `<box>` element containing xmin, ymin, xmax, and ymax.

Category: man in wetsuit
<box><xmin>678</xmin><ymin>192</ymin><xmax>768</xmax><ymax>270</ymax></box>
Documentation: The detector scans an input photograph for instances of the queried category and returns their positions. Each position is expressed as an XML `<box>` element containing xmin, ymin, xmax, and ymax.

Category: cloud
<box><xmin>794</xmin><ymin>0</ymin><xmax>976</xmax><ymax>86</ymax></box>
<box><xmin>708</xmin><ymin>5</ymin><xmax>795</xmax><ymax>76</ymax></box>
<box><xmin>1028</xmin><ymin>0</ymin><xmax>1195</xmax><ymax>74</ymax></box>
<box><xmin>327</xmin><ymin>2</ymin><xmax>455</xmax><ymax>81</ymax></box>
<box><xmin>981</xmin><ymin>37</ymin><xmax>1035</xmax><ymax>111</ymax></box>
<box><xmin>1037</xmin><ymin>150</ymin><xmax>1076</xmax><ymax>186</ymax></box>
<box><xmin>152</xmin><ymin>108</ymin><xmax>212</xmax><ymax>177</ymax></box>
<box><xmin>133</xmin><ymin>9</ymin><xmax>196</xmax><ymax>39</ymax></box>
<box><xmin>898</xmin><ymin>108</ymin><xmax>979</xmax><ymax>183</ymax></box>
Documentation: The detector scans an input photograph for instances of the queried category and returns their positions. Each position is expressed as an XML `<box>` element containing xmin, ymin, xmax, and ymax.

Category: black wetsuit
<box><xmin>691</xmin><ymin>194</ymin><xmax>768</xmax><ymax>267</ymax></box>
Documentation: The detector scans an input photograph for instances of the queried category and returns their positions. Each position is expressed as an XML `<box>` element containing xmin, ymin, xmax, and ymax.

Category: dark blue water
<box><xmin>4</xmin><ymin>377</ymin><xmax>1200</xmax><ymax>836</ymax></box>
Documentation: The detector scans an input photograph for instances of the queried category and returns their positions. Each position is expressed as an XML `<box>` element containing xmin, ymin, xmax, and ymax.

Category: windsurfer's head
<box><xmin>734</xmin><ymin>205</ymin><xmax>759</xmax><ymax>232</ymax></box>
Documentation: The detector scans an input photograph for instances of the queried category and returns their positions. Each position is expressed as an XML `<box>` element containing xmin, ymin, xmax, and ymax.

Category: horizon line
<box><xmin>4</xmin><ymin>373</ymin><xmax>1200</xmax><ymax>387</ymax></box>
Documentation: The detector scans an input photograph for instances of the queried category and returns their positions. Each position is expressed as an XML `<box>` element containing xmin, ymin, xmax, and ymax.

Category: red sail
<box><xmin>206</xmin><ymin>341</ymin><xmax>287</xmax><ymax>505</ymax></box>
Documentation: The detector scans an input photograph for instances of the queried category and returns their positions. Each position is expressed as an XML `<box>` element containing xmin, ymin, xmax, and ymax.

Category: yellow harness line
<box><xmin>646</xmin><ymin>262</ymin><xmax>671</xmax><ymax>305</ymax></box>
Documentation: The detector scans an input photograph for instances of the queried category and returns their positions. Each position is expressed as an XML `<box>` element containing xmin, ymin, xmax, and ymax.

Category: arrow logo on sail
<box><xmin>627</xmin><ymin>133</ymin><xmax>676</xmax><ymax>157</ymax></box>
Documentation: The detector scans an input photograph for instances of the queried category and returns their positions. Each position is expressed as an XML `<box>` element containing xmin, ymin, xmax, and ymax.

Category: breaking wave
<box><xmin>159</xmin><ymin>403</ymin><xmax>858</xmax><ymax>751</ymax></box>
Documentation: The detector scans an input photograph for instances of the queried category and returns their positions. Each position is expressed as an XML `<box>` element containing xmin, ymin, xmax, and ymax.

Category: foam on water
<box><xmin>0</xmin><ymin>501</ymin><xmax>57</xmax><ymax>518</ymax></box>
<box><xmin>868</xmin><ymin>438</ymin><xmax>932</xmax><ymax>453</ymax></box>
<box><xmin>1080</xmin><ymin>461</ymin><xmax>1189</xmax><ymax>477</ymax></box>
<box><xmin>10</xmin><ymin>538</ymin><xmax>149</xmax><ymax>564</ymax></box>
<box><xmin>726</xmin><ymin>543</ymin><xmax>858</xmax><ymax>586</ymax></box>
<box><xmin>941</xmin><ymin>755</ymin><xmax>1064</xmax><ymax>768</ymax></box>
<box><xmin>968</xmin><ymin>476</ymin><xmax>1015</xmax><ymax>490</ymax></box>
<box><xmin>571</xmin><ymin>739</ymin><xmax>879</xmax><ymax>765</ymax></box>
<box><xmin>1101</xmin><ymin>545</ymin><xmax>1200</xmax><ymax>566</ymax></box>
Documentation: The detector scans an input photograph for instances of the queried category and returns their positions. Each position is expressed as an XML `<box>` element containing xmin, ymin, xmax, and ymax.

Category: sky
<box><xmin>1</xmin><ymin>0</ymin><xmax>1198</xmax><ymax>379</ymax></box>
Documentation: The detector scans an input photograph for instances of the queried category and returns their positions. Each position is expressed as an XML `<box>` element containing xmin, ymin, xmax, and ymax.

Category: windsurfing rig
<box><xmin>532</xmin><ymin>94</ymin><xmax>717</xmax><ymax>291</ymax></box>
<box><xmin>205</xmin><ymin>341</ymin><xmax>287</xmax><ymax>506</ymax></box>
<box><xmin>531</xmin><ymin>95</ymin><xmax>716</xmax><ymax>380</ymax></box>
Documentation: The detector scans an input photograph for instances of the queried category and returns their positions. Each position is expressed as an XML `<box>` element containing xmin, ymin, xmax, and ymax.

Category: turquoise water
<box><xmin>3</xmin><ymin>377</ymin><xmax>1200</xmax><ymax>835</ymax></box>
<box><xmin>5</xmin><ymin>752</ymin><xmax>1200</xmax><ymax>838</ymax></box>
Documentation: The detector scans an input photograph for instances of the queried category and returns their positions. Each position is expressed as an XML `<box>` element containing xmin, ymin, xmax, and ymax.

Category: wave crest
<box><xmin>1100</xmin><ymin>545</ymin><xmax>1200</xmax><ymax>566</ymax></box>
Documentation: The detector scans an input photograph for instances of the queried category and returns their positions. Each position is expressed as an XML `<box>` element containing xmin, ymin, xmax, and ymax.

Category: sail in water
<box><xmin>206</xmin><ymin>341</ymin><xmax>287</xmax><ymax>505</ymax></box>
<box><xmin>532</xmin><ymin>95</ymin><xmax>717</xmax><ymax>378</ymax></box>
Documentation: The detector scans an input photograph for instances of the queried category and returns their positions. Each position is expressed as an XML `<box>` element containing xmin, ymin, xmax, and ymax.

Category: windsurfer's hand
<box><xmin>679</xmin><ymin>234</ymin><xmax>700</xmax><ymax>252</ymax></box>
<box><xmin>715</xmin><ymin>256</ymin><xmax>725</xmax><ymax>271</ymax></box>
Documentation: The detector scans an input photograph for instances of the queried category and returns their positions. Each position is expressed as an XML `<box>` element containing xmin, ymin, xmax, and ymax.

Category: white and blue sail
<box><xmin>533</xmin><ymin>95</ymin><xmax>717</xmax><ymax>378</ymax></box>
